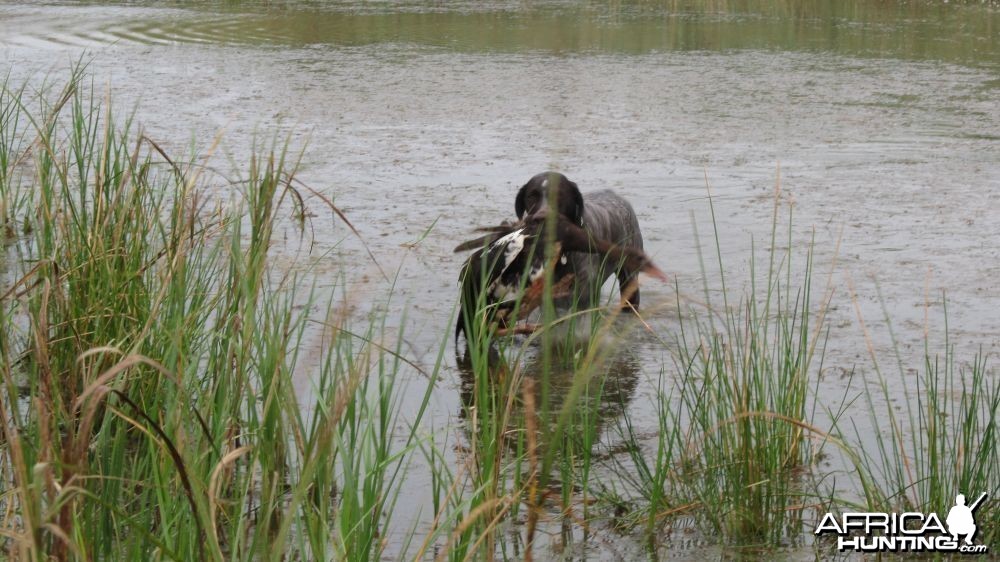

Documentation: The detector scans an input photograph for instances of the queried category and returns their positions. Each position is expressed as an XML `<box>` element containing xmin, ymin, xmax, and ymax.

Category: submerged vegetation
<box><xmin>0</xmin><ymin>69</ymin><xmax>996</xmax><ymax>560</ymax></box>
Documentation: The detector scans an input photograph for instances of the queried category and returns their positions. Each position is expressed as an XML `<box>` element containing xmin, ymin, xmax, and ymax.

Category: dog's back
<box><xmin>567</xmin><ymin>189</ymin><xmax>644</xmax><ymax>306</ymax></box>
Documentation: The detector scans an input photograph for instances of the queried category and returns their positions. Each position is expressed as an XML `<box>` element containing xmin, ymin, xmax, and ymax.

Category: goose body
<box><xmin>457</xmin><ymin>223</ymin><xmax>571</xmax><ymax>338</ymax></box>
<box><xmin>486</xmin><ymin>227</ymin><xmax>569</xmax><ymax>306</ymax></box>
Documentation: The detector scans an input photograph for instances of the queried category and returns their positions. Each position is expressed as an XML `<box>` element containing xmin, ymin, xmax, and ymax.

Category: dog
<box><xmin>455</xmin><ymin>172</ymin><xmax>664</xmax><ymax>339</ymax></box>
<box><xmin>515</xmin><ymin>171</ymin><xmax>652</xmax><ymax>310</ymax></box>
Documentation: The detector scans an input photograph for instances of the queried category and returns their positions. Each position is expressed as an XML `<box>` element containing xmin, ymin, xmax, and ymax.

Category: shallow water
<box><xmin>2</xmin><ymin>0</ymin><xmax>999</xmax><ymax>558</ymax></box>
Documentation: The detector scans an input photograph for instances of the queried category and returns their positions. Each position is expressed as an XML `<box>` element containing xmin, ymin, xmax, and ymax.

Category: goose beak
<box><xmin>642</xmin><ymin>263</ymin><xmax>669</xmax><ymax>282</ymax></box>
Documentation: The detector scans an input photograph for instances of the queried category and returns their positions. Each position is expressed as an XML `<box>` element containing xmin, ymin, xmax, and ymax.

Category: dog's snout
<box><xmin>527</xmin><ymin>204</ymin><xmax>550</xmax><ymax>223</ymax></box>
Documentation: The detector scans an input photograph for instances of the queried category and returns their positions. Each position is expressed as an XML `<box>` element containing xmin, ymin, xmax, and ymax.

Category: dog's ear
<box><xmin>515</xmin><ymin>182</ymin><xmax>529</xmax><ymax>219</ymax></box>
<box><xmin>568</xmin><ymin>180</ymin><xmax>584</xmax><ymax>227</ymax></box>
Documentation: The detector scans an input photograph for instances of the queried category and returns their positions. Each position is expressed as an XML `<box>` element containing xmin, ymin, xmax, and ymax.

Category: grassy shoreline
<box><xmin>0</xmin><ymin>70</ymin><xmax>996</xmax><ymax>560</ymax></box>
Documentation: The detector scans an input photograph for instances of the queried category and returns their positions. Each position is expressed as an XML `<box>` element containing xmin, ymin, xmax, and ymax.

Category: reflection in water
<box><xmin>454</xmin><ymin>319</ymin><xmax>642</xmax><ymax>448</ymax></box>
<box><xmin>2</xmin><ymin>1</ymin><xmax>997</xmax><ymax>65</ymax></box>
<box><xmin>452</xmin><ymin>323</ymin><xmax>644</xmax><ymax>558</ymax></box>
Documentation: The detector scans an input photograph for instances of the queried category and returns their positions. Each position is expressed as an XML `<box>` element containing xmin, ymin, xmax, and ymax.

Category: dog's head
<box><xmin>515</xmin><ymin>171</ymin><xmax>584</xmax><ymax>228</ymax></box>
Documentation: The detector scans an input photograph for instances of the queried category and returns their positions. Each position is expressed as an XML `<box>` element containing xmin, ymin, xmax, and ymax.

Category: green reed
<box><xmin>0</xmin><ymin>68</ymin><xmax>436</xmax><ymax>561</ymax></box>
<box><xmin>839</xmin><ymin>293</ymin><xmax>999</xmax><ymax>546</ymax></box>
<box><xmin>606</xmin><ymin>186</ymin><xmax>830</xmax><ymax>548</ymax></box>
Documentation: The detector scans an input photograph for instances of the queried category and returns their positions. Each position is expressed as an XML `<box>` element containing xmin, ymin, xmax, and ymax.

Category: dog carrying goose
<box><xmin>456</xmin><ymin>172</ymin><xmax>667</xmax><ymax>339</ymax></box>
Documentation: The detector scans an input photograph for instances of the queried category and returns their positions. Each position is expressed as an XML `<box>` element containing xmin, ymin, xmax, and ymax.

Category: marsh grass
<box><xmin>598</xmin><ymin>183</ymin><xmax>834</xmax><ymax>548</ymax></box>
<box><xmin>0</xmin><ymin>72</ymin><xmax>34</xmax><ymax>236</ymax></box>
<box><xmin>840</xmin><ymin>291</ymin><xmax>1000</xmax><ymax>545</ymax></box>
<box><xmin>0</xmin><ymin>68</ymin><xmax>438</xmax><ymax>561</ymax></box>
<box><xmin>1</xmin><ymin>68</ymin><xmax>996</xmax><ymax>561</ymax></box>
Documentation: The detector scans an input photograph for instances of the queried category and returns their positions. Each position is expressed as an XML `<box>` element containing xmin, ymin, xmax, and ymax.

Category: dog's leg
<box><xmin>618</xmin><ymin>270</ymin><xmax>640</xmax><ymax>311</ymax></box>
